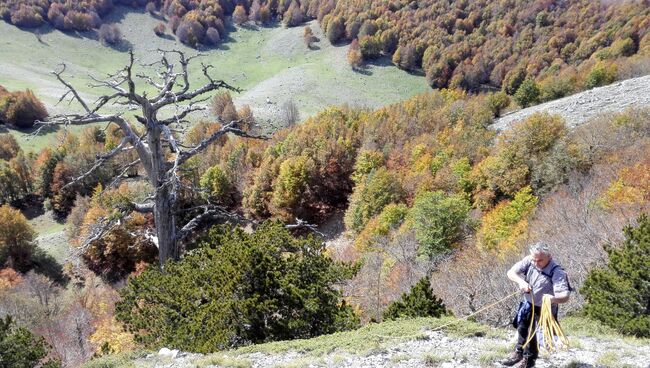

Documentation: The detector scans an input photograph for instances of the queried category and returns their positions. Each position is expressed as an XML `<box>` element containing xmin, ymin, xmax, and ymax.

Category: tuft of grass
<box><xmin>478</xmin><ymin>351</ymin><xmax>501</xmax><ymax>366</ymax></box>
<box><xmin>232</xmin><ymin>317</ymin><xmax>440</xmax><ymax>357</ymax></box>
<box><xmin>441</xmin><ymin>318</ymin><xmax>491</xmax><ymax>338</ymax></box>
<box><xmin>479</xmin><ymin>341</ymin><xmax>512</xmax><ymax>355</ymax></box>
<box><xmin>195</xmin><ymin>354</ymin><xmax>252</xmax><ymax>368</ymax></box>
<box><xmin>595</xmin><ymin>352</ymin><xmax>622</xmax><ymax>368</ymax></box>
<box><xmin>224</xmin><ymin>316</ymin><xmax>506</xmax><ymax>364</ymax></box>
<box><xmin>389</xmin><ymin>353</ymin><xmax>410</xmax><ymax>363</ymax></box>
<box><xmin>421</xmin><ymin>353</ymin><xmax>451</xmax><ymax>367</ymax></box>
<box><xmin>271</xmin><ymin>356</ymin><xmax>322</xmax><ymax>368</ymax></box>
<box><xmin>81</xmin><ymin>351</ymin><xmax>146</xmax><ymax>368</ymax></box>
<box><xmin>562</xmin><ymin>315</ymin><xmax>650</xmax><ymax>347</ymax></box>
<box><xmin>561</xmin><ymin>316</ymin><xmax>619</xmax><ymax>338</ymax></box>
<box><xmin>567</xmin><ymin>337</ymin><xmax>583</xmax><ymax>349</ymax></box>
<box><xmin>563</xmin><ymin>361</ymin><xmax>586</xmax><ymax>368</ymax></box>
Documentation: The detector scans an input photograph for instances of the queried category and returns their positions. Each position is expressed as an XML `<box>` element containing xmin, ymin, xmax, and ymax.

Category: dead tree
<box><xmin>41</xmin><ymin>50</ymin><xmax>261</xmax><ymax>269</ymax></box>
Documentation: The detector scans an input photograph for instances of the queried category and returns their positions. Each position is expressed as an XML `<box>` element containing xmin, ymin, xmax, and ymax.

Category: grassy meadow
<box><xmin>0</xmin><ymin>7</ymin><xmax>428</xmax><ymax>152</ymax></box>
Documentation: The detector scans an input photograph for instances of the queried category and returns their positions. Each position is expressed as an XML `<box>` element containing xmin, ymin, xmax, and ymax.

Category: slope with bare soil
<box><xmin>492</xmin><ymin>75</ymin><xmax>650</xmax><ymax>131</ymax></box>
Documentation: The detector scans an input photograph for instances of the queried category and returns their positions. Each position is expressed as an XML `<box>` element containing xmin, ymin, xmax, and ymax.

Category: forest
<box><xmin>1</xmin><ymin>0</ymin><xmax>648</xmax><ymax>99</ymax></box>
<box><xmin>0</xmin><ymin>0</ymin><xmax>649</xmax><ymax>367</ymax></box>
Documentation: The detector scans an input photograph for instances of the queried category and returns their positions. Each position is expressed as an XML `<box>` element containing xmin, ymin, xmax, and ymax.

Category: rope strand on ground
<box><xmin>370</xmin><ymin>291</ymin><xmax>520</xmax><ymax>340</ymax></box>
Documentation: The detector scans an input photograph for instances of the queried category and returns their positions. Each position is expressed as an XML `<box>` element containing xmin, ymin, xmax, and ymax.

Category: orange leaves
<box><xmin>0</xmin><ymin>268</ymin><xmax>23</xmax><ymax>291</ymax></box>
<box><xmin>598</xmin><ymin>161</ymin><xmax>650</xmax><ymax>211</ymax></box>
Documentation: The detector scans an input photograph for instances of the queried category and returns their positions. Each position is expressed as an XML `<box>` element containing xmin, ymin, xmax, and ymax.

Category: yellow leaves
<box><xmin>440</xmin><ymin>88</ymin><xmax>467</xmax><ymax>103</ymax></box>
<box><xmin>354</xmin><ymin>203</ymin><xmax>408</xmax><ymax>252</ymax></box>
<box><xmin>0</xmin><ymin>204</ymin><xmax>35</xmax><ymax>250</ymax></box>
<box><xmin>78</xmin><ymin>205</ymin><xmax>109</xmax><ymax>245</ymax></box>
<box><xmin>89</xmin><ymin>317</ymin><xmax>136</xmax><ymax>355</ymax></box>
<box><xmin>270</xmin><ymin>155</ymin><xmax>314</xmax><ymax>219</ymax></box>
<box><xmin>477</xmin><ymin>186</ymin><xmax>538</xmax><ymax>255</ymax></box>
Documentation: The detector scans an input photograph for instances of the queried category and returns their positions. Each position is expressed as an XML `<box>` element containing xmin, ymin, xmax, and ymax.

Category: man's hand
<box><xmin>543</xmin><ymin>294</ymin><xmax>554</xmax><ymax>303</ymax></box>
<box><xmin>543</xmin><ymin>293</ymin><xmax>570</xmax><ymax>304</ymax></box>
<box><xmin>518</xmin><ymin>280</ymin><xmax>531</xmax><ymax>293</ymax></box>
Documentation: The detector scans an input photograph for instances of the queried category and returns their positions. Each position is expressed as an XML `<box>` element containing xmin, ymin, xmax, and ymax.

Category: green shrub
<box><xmin>326</xmin><ymin>16</ymin><xmax>344</xmax><ymax>44</ymax></box>
<box><xmin>513</xmin><ymin>79</ymin><xmax>540</xmax><ymax>108</ymax></box>
<box><xmin>354</xmin><ymin>203</ymin><xmax>408</xmax><ymax>252</ymax></box>
<box><xmin>200</xmin><ymin>165</ymin><xmax>233</xmax><ymax>204</ymax></box>
<box><xmin>352</xmin><ymin>150</ymin><xmax>385</xmax><ymax>183</ymax></box>
<box><xmin>582</xmin><ymin>215</ymin><xmax>650</xmax><ymax>337</ymax></box>
<box><xmin>383</xmin><ymin>276</ymin><xmax>448</xmax><ymax>321</ymax></box>
<box><xmin>0</xmin><ymin>133</ymin><xmax>20</xmax><ymax>160</ymax></box>
<box><xmin>0</xmin><ymin>160</ymin><xmax>29</xmax><ymax>204</ymax></box>
<box><xmin>0</xmin><ymin>315</ymin><xmax>60</xmax><ymax>368</ymax></box>
<box><xmin>116</xmin><ymin>222</ymin><xmax>359</xmax><ymax>352</ymax></box>
<box><xmin>585</xmin><ymin>62</ymin><xmax>617</xmax><ymax>89</ymax></box>
<box><xmin>344</xmin><ymin>168</ymin><xmax>403</xmax><ymax>233</ymax></box>
<box><xmin>486</xmin><ymin>92</ymin><xmax>510</xmax><ymax>117</ymax></box>
<box><xmin>359</xmin><ymin>35</ymin><xmax>382</xmax><ymax>59</ymax></box>
<box><xmin>270</xmin><ymin>156</ymin><xmax>314</xmax><ymax>217</ymax></box>
<box><xmin>502</xmin><ymin>68</ymin><xmax>526</xmax><ymax>95</ymax></box>
<box><xmin>607</xmin><ymin>37</ymin><xmax>637</xmax><ymax>59</ymax></box>
<box><xmin>473</xmin><ymin>112</ymin><xmax>567</xmax><ymax>200</ymax></box>
<box><xmin>539</xmin><ymin>76</ymin><xmax>575</xmax><ymax>102</ymax></box>
<box><xmin>409</xmin><ymin>191</ymin><xmax>471</xmax><ymax>258</ymax></box>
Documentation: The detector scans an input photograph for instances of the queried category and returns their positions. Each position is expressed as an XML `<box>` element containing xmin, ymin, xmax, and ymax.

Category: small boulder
<box><xmin>158</xmin><ymin>347</ymin><xmax>179</xmax><ymax>359</ymax></box>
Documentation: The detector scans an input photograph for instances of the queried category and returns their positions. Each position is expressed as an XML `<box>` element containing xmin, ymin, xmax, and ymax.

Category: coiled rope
<box><xmin>522</xmin><ymin>294</ymin><xmax>569</xmax><ymax>352</ymax></box>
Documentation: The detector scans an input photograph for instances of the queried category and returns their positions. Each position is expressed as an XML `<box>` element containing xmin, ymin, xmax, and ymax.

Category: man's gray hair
<box><xmin>529</xmin><ymin>241</ymin><xmax>552</xmax><ymax>256</ymax></box>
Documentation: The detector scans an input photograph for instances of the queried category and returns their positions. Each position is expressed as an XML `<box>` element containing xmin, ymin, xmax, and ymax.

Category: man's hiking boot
<box><xmin>513</xmin><ymin>357</ymin><xmax>536</xmax><ymax>368</ymax></box>
<box><xmin>501</xmin><ymin>352</ymin><xmax>523</xmax><ymax>366</ymax></box>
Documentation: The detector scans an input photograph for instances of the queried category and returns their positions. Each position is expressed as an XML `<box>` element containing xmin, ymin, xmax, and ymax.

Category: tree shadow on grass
<box><xmin>12</xmin><ymin>194</ymin><xmax>44</xmax><ymax>221</ymax></box>
<box><xmin>31</xmin><ymin>248</ymin><xmax>69</xmax><ymax>286</ymax></box>
<box><xmin>155</xmin><ymin>33</ymin><xmax>175</xmax><ymax>41</ymax></box>
<box><xmin>353</xmin><ymin>65</ymin><xmax>373</xmax><ymax>76</ymax></box>
<box><xmin>83</xmin><ymin>30</ymin><xmax>134</xmax><ymax>52</ymax></box>
<box><xmin>107</xmin><ymin>39</ymin><xmax>134</xmax><ymax>53</ymax></box>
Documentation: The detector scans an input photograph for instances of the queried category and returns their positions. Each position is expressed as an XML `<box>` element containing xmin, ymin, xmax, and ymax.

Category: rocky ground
<box><xmin>492</xmin><ymin>74</ymin><xmax>650</xmax><ymax>131</ymax></box>
<box><xmin>125</xmin><ymin>321</ymin><xmax>650</xmax><ymax>368</ymax></box>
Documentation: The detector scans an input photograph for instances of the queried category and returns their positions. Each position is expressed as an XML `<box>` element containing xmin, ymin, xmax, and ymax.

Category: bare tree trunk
<box><xmin>154</xmin><ymin>185</ymin><xmax>178</xmax><ymax>266</ymax></box>
<box><xmin>46</xmin><ymin>50</ymin><xmax>266</xmax><ymax>270</ymax></box>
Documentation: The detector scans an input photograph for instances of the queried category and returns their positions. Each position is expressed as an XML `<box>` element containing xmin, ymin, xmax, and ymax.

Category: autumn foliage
<box><xmin>321</xmin><ymin>0</ymin><xmax>649</xmax><ymax>97</ymax></box>
<box><xmin>0</xmin><ymin>86</ymin><xmax>48</xmax><ymax>128</ymax></box>
<box><xmin>73</xmin><ymin>184</ymin><xmax>158</xmax><ymax>282</ymax></box>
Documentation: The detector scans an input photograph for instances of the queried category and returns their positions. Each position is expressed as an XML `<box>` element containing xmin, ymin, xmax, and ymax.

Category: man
<box><xmin>501</xmin><ymin>242</ymin><xmax>571</xmax><ymax>368</ymax></box>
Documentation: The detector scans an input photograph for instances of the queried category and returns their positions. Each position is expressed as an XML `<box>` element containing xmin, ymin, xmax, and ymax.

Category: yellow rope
<box><xmin>429</xmin><ymin>291</ymin><xmax>520</xmax><ymax>332</ymax></box>
<box><xmin>522</xmin><ymin>294</ymin><xmax>569</xmax><ymax>352</ymax></box>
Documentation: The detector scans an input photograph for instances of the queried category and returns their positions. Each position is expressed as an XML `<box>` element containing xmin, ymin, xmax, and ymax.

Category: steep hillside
<box><xmin>322</xmin><ymin>0</ymin><xmax>650</xmax><ymax>94</ymax></box>
<box><xmin>492</xmin><ymin>74</ymin><xmax>650</xmax><ymax>130</ymax></box>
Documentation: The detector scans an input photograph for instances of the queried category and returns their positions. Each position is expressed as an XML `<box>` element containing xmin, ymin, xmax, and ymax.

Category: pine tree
<box><xmin>116</xmin><ymin>222</ymin><xmax>359</xmax><ymax>352</ymax></box>
<box><xmin>582</xmin><ymin>215</ymin><xmax>650</xmax><ymax>337</ymax></box>
<box><xmin>383</xmin><ymin>276</ymin><xmax>449</xmax><ymax>321</ymax></box>
<box><xmin>0</xmin><ymin>315</ymin><xmax>61</xmax><ymax>368</ymax></box>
